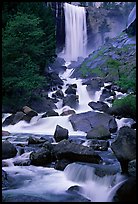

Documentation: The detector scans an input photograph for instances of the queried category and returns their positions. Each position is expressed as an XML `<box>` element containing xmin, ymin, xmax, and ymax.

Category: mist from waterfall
<box><xmin>63</xmin><ymin>3</ymin><xmax>87</xmax><ymax>62</ymax></box>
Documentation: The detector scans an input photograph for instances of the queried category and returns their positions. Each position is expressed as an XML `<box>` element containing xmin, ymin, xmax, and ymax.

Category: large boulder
<box><xmin>2</xmin><ymin>114</ymin><xmax>15</xmax><ymax>126</ymax></box>
<box><xmin>111</xmin><ymin>126</ymin><xmax>136</xmax><ymax>174</ymax></box>
<box><xmin>65</xmin><ymin>85</ymin><xmax>77</xmax><ymax>95</ymax></box>
<box><xmin>88</xmin><ymin>101</ymin><xmax>109</xmax><ymax>112</ymax></box>
<box><xmin>22</xmin><ymin>106</ymin><xmax>38</xmax><ymax>117</ymax></box>
<box><xmin>86</xmin><ymin>125</ymin><xmax>111</xmax><ymax>140</ymax></box>
<box><xmin>54</xmin><ymin>125</ymin><xmax>69</xmax><ymax>142</ymax></box>
<box><xmin>52</xmin><ymin>139</ymin><xmax>102</xmax><ymax>164</ymax></box>
<box><xmin>69</xmin><ymin>111</ymin><xmax>117</xmax><ymax>133</ymax></box>
<box><xmin>2</xmin><ymin>141</ymin><xmax>17</xmax><ymax>159</ymax></box>
<box><xmin>113</xmin><ymin>177</ymin><xmax>136</xmax><ymax>202</ymax></box>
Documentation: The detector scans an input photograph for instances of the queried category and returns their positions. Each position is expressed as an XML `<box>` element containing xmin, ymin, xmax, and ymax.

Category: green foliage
<box><xmin>117</xmin><ymin>68</ymin><xmax>136</xmax><ymax>92</ymax></box>
<box><xmin>2</xmin><ymin>2</ymin><xmax>56</xmax><ymax>111</ymax></box>
<box><xmin>112</xmin><ymin>94</ymin><xmax>136</xmax><ymax>119</ymax></box>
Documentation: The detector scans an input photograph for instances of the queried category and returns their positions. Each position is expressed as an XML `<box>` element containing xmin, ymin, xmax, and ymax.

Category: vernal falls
<box><xmin>2</xmin><ymin>3</ymin><xmax>134</xmax><ymax>203</ymax></box>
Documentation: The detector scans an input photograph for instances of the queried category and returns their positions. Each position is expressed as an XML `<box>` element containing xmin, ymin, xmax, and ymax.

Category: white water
<box><xmin>62</xmin><ymin>3</ymin><xmax>87</xmax><ymax>62</ymax></box>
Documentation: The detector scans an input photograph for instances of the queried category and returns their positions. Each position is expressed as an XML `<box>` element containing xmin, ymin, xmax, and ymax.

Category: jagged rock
<box><xmin>86</xmin><ymin>125</ymin><xmax>111</xmax><ymax>140</ymax></box>
<box><xmin>2</xmin><ymin>141</ymin><xmax>17</xmax><ymax>159</ymax></box>
<box><xmin>111</xmin><ymin>126</ymin><xmax>136</xmax><ymax>174</ymax></box>
<box><xmin>52</xmin><ymin>139</ymin><xmax>102</xmax><ymax>164</ymax></box>
<box><xmin>54</xmin><ymin>125</ymin><xmax>69</xmax><ymax>142</ymax></box>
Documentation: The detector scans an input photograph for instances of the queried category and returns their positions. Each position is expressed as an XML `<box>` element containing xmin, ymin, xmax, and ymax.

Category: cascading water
<box><xmin>63</xmin><ymin>3</ymin><xmax>87</xmax><ymax>62</ymax></box>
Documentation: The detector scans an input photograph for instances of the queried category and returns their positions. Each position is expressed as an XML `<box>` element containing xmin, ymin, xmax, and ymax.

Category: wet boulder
<box><xmin>2</xmin><ymin>141</ymin><xmax>17</xmax><ymax>159</ymax></box>
<box><xmin>54</xmin><ymin>125</ymin><xmax>69</xmax><ymax>142</ymax></box>
<box><xmin>65</xmin><ymin>85</ymin><xmax>77</xmax><ymax>95</ymax></box>
<box><xmin>2</xmin><ymin>114</ymin><xmax>15</xmax><ymax>126</ymax></box>
<box><xmin>60</xmin><ymin>109</ymin><xmax>75</xmax><ymax>116</ymax></box>
<box><xmin>22</xmin><ymin>106</ymin><xmax>38</xmax><ymax>117</ymax></box>
<box><xmin>113</xmin><ymin>177</ymin><xmax>136</xmax><ymax>202</ymax></box>
<box><xmin>86</xmin><ymin>125</ymin><xmax>111</xmax><ymax>140</ymax></box>
<box><xmin>69</xmin><ymin>111</ymin><xmax>117</xmax><ymax>133</ymax></box>
<box><xmin>87</xmin><ymin>139</ymin><xmax>109</xmax><ymax>151</ymax></box>
<box><xmin>63</xmin><ymin>94</ymin><xmax>79</xmax><ymax>109</ymax></box>
<box><xmin>99</xmin><ymin>88</ymin><xmax>116</xmax><ymax>101</ymax></box>
<box><xmin>30</xmin><ymin>147</ymin><xmax>52</xmax><ymax>166</ymax></box>
<box><xmin>52</xmin><ymin>139</ymin><xmax>102</xmax><ymax>164</ymax></box>
<box><xmin>27</xmin><ymin>136</ymin><xmax>47</xmax><ymax>145</ymax></box>
<box><xmin>41</xmin><ymin>110</ymin><xmax>59</xmax><ymax>118</ymax></box>
<box><xmin>111</xmin><ymin>126</ymin><xmax>136</xmax><ymax>174</ymax></box>
<box><xmin>54</xmin><ymin>159</ymin><xmax>71</xmax><ymax>170</ymax></box>
<box><xmin>84</xmin><ymin>77</ymin><xmax>104</xmax><ymax>92</ymax></box>
<box><xmin>53</xmin><ymin>89</ymin><xmax>64</xmax><ymax>99</ymax></box>
<box><xmin>88</xmin><ymin>101</ymin><xmax>109</xmax><ymax>112</ymax></box>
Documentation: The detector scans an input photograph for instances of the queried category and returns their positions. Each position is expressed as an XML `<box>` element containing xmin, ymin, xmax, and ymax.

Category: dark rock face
<box><xmin>88</xmin><ymin>101</ymin><xmax>109</xmax><ymax>112</ymax></box>
<box><xmin>54</xmin><ymin>125</ymin><xmax>69</xmax><ymax>142</ymax></box>
<box><xmin>27</xmin><ymin>136</ymin><xmax>46</xmax><ymax>145</ymax></box>
<box><xmin>69</xmin><ymin>111</ymin><xmax>117</xmax><ymax>133</ymax></box>
<box><xmin>113</xmin><ymin>177</ymin><xmax>136</xmax><ymax>202</ymax></box>
<box><xmin>2</xmin><ymin>114</ymin><xmax>16</xmax><ymax>126</ymax></box>
<box><xmin>86</xmin><ymin>125</ymin><xmax>111</xmax><ymax>140</ymax></box>
<box><xmin>52</xmin><ymin>139</ymin><xmax>102</xmax><ymax>164</ymax></box>
<box><xmin>111</xmin><ymin>126</ymin><xmax>136</xmax><ymax>174</ymax></box>
<box><xmin>100</xmin><ymin>88</ymin><xmax>116</xmax><ymax>101</ymax></box>
<box><xmin>108</xmin><ymin>118</ymin><xmax>118</xmax><ymax>133</ymax></box>
<box><xmin>28</xmin><ymin>97</ymin><xmax>57</xmax><ymax>113</ymax></box>
<box><xmin>87</xmin><ymin>139</ymin><xmax>109</xmax><ymax>151</ymax></box>
<box><xmin>65</xmin><ymin>85</ymin><xmax>77</xmax><ymax>95</ymax></box>
<box><xmin>2</xmin><ymin>141</ymin><xmax>17</xmax><ymax>159</ymax></box>
<box><xmin>30</xmin><ymin>147</ymin><xmax>52</xmax><ymax>166</ymax></box>
<box><xmin>63</xmin><ymin>94</ymin><xmax>79</xmax><ymax>109</ymax></box>
<box><xmin>54</xmin><ymin>159</ymin><xmax>71</xmax><ymax>170</ymax></box>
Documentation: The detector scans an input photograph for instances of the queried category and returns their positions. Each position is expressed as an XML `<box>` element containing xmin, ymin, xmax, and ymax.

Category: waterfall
<box><xmin>63</xmin><ymin>3</ymin><xmax>87</xmax><ymax>62</ymax></box>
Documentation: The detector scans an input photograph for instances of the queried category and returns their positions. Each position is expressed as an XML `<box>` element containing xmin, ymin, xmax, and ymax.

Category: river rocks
<box><xmin>63</xmin><ymin>94</ymin><xmax>79</xmax><ymax>109</ymax></box>
<box><xmin>22</xmin><ymin>106</ymin><xmax>38</xmax><ymax>117</ymax></box>
<box><xmin>52</xmin><ymin>139</ymin><xmax>102</xmax><ymax>164</ymax></box>
<box><xmin>69</xmin><ymin>111</ymin><xmax>117</xmax><ymax>133</ymax></box>
<box><xmin>2</xmin><ymin>130</ymin><xmax>10</xmax><ymax>136</ymax></box>
<box><xmin>27</xmin><ymin>136</ymin><xmax>47</xmax><ymax>145</ymax></box>
<box><xmin>99</xmin><ymin>88</ymin><xmax>116</xmax><ymax>101</ymax></box>
<box><xmin>2</xmin><ymin>141</ymin><xmax>17</xmax><ymax>159</ymax></box>
<box><xmin>54</xmin><ymin>125</ymin><xmax>69</xmax><ymax>142</ymax></box>
<box><xmin>54</xmin><ymin>159</ymin><xmax>71</xmax><ymax>170</ymax></box>
<box><xmin>85</xmin><ymin>77</ymin><xmax>104</xmax><ymax>92</ymax></box>
<box><xmin>88</xmin><ymin>101</ymin><xmax>109</xmax><ymax>112</ymax></box>
<box><xmin>86</xmin><ymin>125</ymin><xmax>111</xmax><ymax>140</ymax></box>
<box><xmin>53</xmin><ymin>89</ymin><xmax>64</xmax><ymax>99</ymax></box>
<box><xmin>86</xmin><ymin>139</ymin><xmax>109</xmax><ymax>151</ymax></box>
<box><xmin>113</xmin><ymin>177</ymin><xmax>136</xmax><ymax>202</ymax></box>
<box><xmin>108</xmin><ymin>118</ymin><xmax>118</xmax><ymax>133</ymax></box>
<box><xmin>65</xmin><ymin>85</ymin><xmax>77</xmax><ymax>95</ymax></box>
<box><xmin>30</xmin><ymin>147</ymin><xmax>52</xmax><ymax>166</ymax></box>
<box><xmin>28</xmin><ymin>97</ymin><xmax>57</xmax><ymax>113</ymax></box>
<box><xmin>60</xmin><ymin>109</ymin><xmax>76</xmax><ymax>116</ymax></box>
<box><xmin>41</xmin><ymin>110</ymin><xmax>59</xmax><ymax>118</ymax></box>
<box><xmin>111</xmin><ymin>126</ymin><xmax>136</xmax><ymax>174</ymax></box>
<box><xmin>2</xmin><ymin>114</ymin><xmax>15</xmax><ymax>126</ymax></box>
